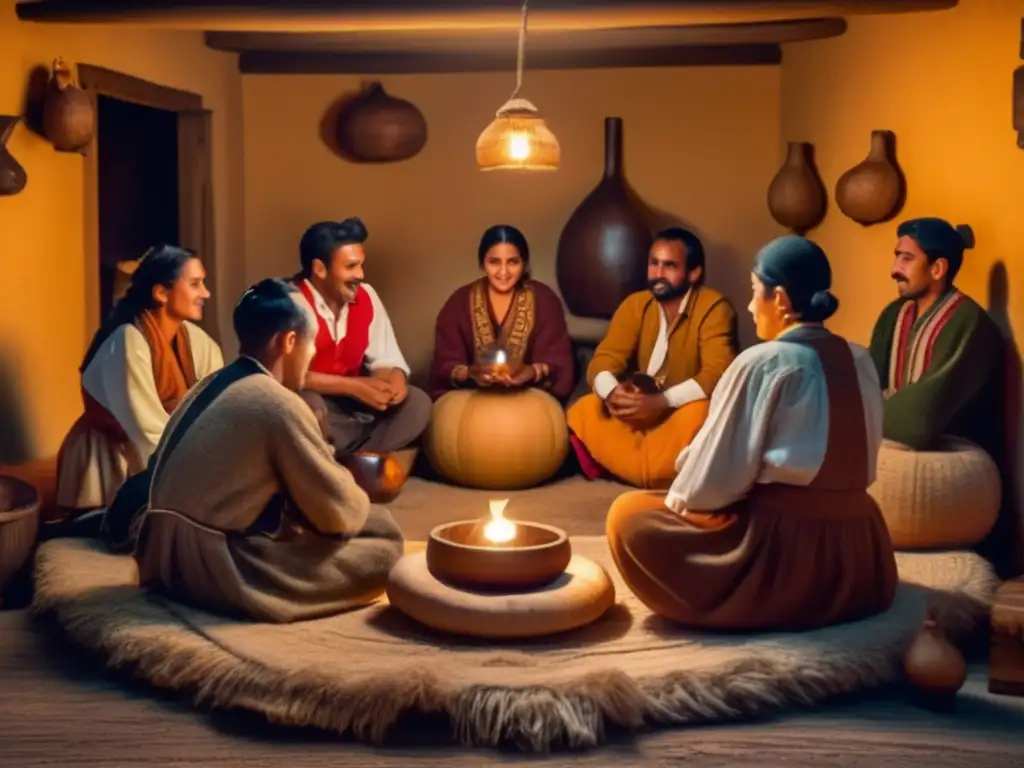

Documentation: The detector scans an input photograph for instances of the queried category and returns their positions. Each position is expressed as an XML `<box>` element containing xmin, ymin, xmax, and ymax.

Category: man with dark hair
<box><xmin>869</xmin><ymin>217</ymin><xmax>1003</xmax><ymax>453</ymax></box>
<box><xmin>130</xmin><ymin>278</ymin><xmax>404</xmax><ymax>623</ymax></box>
<box><xmin>566</xmin><ymin>228</ymin><xmax>739</xmax><ymax>488</ymax></box>
<box><xmin>292</xmin><ymin>218</ymin><xmax>431</xmax><ymax>458</ymax></box>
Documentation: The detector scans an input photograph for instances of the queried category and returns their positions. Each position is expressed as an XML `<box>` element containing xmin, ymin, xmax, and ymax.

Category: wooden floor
<box><xmin>3</xmin><ymin>468</ymin><xmax>1024</xmax><ymax>765</ymax></box>
<box><xmin>2</xmin><ymin>604</ymin><xmax>1024</xmax><ymax>766</ymax></box>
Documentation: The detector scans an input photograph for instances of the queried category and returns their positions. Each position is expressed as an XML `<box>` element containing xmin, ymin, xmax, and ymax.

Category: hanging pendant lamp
<box><xmin>475</xmin><ymin>0</ymin><xmax>560</xmax><ymax>171</ymax></box>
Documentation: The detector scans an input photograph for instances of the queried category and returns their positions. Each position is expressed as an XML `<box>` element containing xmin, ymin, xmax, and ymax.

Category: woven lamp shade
<box><xmin>476</xmin><ymin>98</ymin><xmax>560</xmax><ymax>172</ymax></box>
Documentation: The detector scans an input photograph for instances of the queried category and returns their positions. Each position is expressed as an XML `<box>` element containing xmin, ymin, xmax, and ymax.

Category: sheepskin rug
<box><xmin>31</xmin><ymin>536</ymin><xmax>997</xmax><ymax>752</ymax></box>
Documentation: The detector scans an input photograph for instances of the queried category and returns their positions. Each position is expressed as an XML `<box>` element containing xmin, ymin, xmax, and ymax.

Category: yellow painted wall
<box><xmin>781</xmin><ymin>0</ymin><xmax>1024</xmax><ymax>548</ymax></box>
<box><xmin>242</xmin><ymin>67</ymin><xmax>783</xmax><ymax>380</ymax></box>
<box><xmin>0</xmin><ymin>0</ymin><xmax>246</xmax><ymax>462</ymax></box>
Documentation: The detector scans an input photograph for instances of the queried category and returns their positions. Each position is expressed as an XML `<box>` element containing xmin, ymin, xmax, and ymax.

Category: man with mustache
<box><xmin>566</xmin><ymin>228</ymin><xmax>739</xmax><ymax>488</ymax></box>
<box><xmin>868</xmin><ymin>217</ymin><xmax>1003</xmax><ymax>455</ymax></box>
<box><xmin>291</xmin><ymin>218</ymin><xmax>431</xmax><ymax>459</ymax></box>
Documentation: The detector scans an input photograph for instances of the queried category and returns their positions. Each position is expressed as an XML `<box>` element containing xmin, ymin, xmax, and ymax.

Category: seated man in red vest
<box><xmin>292</xmin><ymin>218</ymin><xmax>431</xmax><ymax>457</ymax></box>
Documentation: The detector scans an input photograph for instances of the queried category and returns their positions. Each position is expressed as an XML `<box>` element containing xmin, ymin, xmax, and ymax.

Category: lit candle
<box><xmin>483</xmin><ymin>498</ymin><xmax>516</xmax><ymax>544</ymax></box>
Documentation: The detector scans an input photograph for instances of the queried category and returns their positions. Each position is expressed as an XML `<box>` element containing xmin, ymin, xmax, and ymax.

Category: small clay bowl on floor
<box><xmin>339</xmin><ymin>451</ymin><xmax>407</xmax><ymax>504</ymax></box>
<box><xmin>426</xmin><ymin>519</ymin><xmax>571</xmax><ymax>591</ymax></box>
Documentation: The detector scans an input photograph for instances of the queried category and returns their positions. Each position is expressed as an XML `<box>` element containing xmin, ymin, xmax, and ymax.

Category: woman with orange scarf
<box><xmin>55</xmin><ymin>245</ymin><xmax>224</xmax><ymax>517</ymax></box>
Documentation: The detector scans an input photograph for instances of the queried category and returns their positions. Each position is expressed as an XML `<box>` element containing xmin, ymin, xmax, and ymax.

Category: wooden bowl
<box><xmin>426</xmin><ymin>519</ymin><xmax>571</xmax><ymax>591</ymax></box>
<box><xmin>339</xmin><ymin>451</ymin><xmax>407</xmax><ymax>504</ymax></box>
<box><xmin>0</xmin><ymin>476</ymin><xmax>40</xmax><ymax>600</ymax></box>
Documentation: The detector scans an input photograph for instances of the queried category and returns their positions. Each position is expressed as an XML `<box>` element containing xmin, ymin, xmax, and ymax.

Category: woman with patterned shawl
<box><xmin>55</xmin><ymin>245</ymin><xmax>224</xmax><ymax>517</ymax></box>
<box><xmin>606</xmin><ymin>236</ymin><xmax>897</xmax><ymax>631</ymax></box>
<box><xmin>428</xmin><ymin>225</ymin><xmax>575</xmax><ymax>402</ymax></box>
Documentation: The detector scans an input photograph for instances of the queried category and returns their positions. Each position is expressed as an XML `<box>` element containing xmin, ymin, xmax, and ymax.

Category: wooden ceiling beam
<box><xmin>236</xmin><ymin>43</ymin><xmax>783</xmax><ymax>75</ymax></box>
<box><xmin>15</xmin><ymin>0</ymin><xmax>958</xmax><ymax>32</ymax></box>
<box><xmin>207</xmin><ymin>18</ymin><xmax>847</xmax><ymax>54</ymax></box>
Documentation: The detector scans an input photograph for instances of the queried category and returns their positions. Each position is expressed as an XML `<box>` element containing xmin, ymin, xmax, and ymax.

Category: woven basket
<box><xmin>868</xmin><ymin>438</ymin><xmax>1001</xmax><ymax>550</ymax></box>
<box><xmin>0</xmin><ymin>475</ymin><xmax>41</xmax><ymax>601</ymax></box>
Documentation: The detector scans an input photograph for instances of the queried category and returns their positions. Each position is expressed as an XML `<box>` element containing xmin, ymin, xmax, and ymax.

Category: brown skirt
<box><xmin>606</xmin><ymin>483</ymin><xmax>899</xmax><ymax>631</ymax></box>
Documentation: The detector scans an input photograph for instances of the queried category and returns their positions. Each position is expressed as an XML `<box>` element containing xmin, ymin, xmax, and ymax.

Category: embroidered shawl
<box><xmin>887</xmin><ymin>288</ymin><xmax>965</xmax><ymax>391</ymax></box>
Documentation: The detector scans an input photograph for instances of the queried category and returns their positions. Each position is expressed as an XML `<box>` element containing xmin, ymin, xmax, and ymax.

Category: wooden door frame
<box><xmin>78</xmin><ymin>65</ymin><xmax>215</xmax><ymax>337</ymax></box>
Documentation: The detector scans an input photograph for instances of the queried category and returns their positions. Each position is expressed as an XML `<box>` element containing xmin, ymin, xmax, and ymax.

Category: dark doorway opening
<box><xmin>96</xmin><ymin>95</ymin><xmax>180</xmax><ymax>319</ymax></box>
<box><xmin>78</xmin><ymin>64</ymin><xmax>219</xmax><ymax>342</ymax></box>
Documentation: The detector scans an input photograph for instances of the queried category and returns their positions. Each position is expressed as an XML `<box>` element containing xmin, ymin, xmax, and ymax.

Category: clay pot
<box><xmin>0</xmin><ymin>116</ymin><xmax>28</xmax><ymax>196</ymax></box>
<box><xmin>41</xmin><ymin>58</ymin><xmax>95</xmax><ymax>153</ymax></box>
<box><xmin>556</xmin><ymin>117</ymin><xmax>653</xmax><ymax>320</ymax></box>
<box><xmin>335</xmin><ymin>82</ymin><xmax>427</xmax><ymax>163</ymax></box>
<box><xmin>835</xmin><ymin>130</ymin><xmax>903</xmax><ymax>225</ymax></box>
<box><xmin>767</xmin><ymin>141</ymin><xmax>826</xmax><ymax>232</ymax></box>
<box><xmin>339</xmin><ymin>451</ymin><xmax>408</xmax><ymax>504</ymax></box>
<box><xmin>903</xmin><ymin>610</ymin><xmax>967</xmax><ymax>698</ymax></box>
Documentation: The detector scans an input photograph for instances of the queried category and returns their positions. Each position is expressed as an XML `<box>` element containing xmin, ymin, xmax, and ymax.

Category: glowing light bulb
<box><xmin>483</xmin><ymin>498</ymin><xmax>516</xmax><ymax>544</ymax></box>
<box><xmin>508</xmin><ymin>133</ymin><xmax>531</xmax><ymax>161</ymax></box>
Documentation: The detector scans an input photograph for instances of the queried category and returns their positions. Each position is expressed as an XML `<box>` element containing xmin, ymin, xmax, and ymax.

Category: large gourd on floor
<box><xmin>424</xmin><ymin>389</ymin><xmax>568</xmax><ymax>490</ymax></box>
<box><xmin>556</xmin><ymin>117</ymin><xmax>652</xmax><ymax>319</ymax></box>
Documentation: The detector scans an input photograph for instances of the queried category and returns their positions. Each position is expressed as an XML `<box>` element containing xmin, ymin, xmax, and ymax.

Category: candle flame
<box><xmin>483</xmin><ymin>498</ymin><xmax>516</xmax><ymax>544</ymax></box>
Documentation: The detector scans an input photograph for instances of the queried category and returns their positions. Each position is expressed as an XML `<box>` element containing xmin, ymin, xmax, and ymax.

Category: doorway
<box><xmin>78</xmin><ymin>65</ymin><xmax>219</xmax><ymax>342</ymax></box>
<box><xmin>96</xmin><ymin>95</ymin><xmax>180</xmax><ymax>319</ymax></box>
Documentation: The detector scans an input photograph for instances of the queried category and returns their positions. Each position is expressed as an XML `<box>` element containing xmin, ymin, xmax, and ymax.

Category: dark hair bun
<box><xmin>808</xmin><ymin>289</ymin><xmax>839</xmax><ymax>320</ymax></box>
<box><xmin>954</xmin><ymin>224</ymin><xmax>975</xmax><ymax>250</ymax></box>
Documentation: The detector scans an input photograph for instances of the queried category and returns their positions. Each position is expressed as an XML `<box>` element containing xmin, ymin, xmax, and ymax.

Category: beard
<box><xmin>648</xmin><ymin>278</ymin><xmax>689</xmax><ymax>302</ymax></box>
<box><xmin>893</xmin><ymin>276</ymin><xmax>925</xmax><ymax>300</ymax></box>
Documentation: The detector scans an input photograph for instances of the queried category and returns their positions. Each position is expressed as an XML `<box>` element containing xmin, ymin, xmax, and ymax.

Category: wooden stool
<box><xmin>989</xmin><ymin>576</ymin><xmax>1024</xmax><ymax>696</ymax></box>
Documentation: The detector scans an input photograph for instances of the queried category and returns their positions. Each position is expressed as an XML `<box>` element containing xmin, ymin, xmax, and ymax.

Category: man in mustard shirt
<box><xmin>566</xmin><ymin>228</ymin><xmax>739</xmax><ymax>488</ymax></box>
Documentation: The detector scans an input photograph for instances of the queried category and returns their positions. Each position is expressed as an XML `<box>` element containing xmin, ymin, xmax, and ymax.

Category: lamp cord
<box><xmin>510</xmin><ymin>0</ymin><xmax>529</xmax><ymax>99</ymax></box>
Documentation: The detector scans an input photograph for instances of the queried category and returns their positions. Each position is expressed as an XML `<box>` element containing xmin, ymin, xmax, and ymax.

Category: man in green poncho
<box><xmin>868</xmin><ymin>217</ymin><xmax>1003</xmax><ymax>457</ymax></box>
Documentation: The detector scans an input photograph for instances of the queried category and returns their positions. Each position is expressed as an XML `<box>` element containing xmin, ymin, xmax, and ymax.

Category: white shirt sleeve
<box><xmin>662</xmin><ymin>378</ymin><xmax>707</xmax><ymax>409</ymax></box>
<box><xmin>361</xmin><ymin>283</ymin><xmax>411</xmax><ymax>376</ymax></box>
<box><xmin>184</xmin><ymin>322</ymin><xmax>226</xmax><ymax>379</ymax></box>
<box><xmin>664</xmin><ymin>352</ymin><xmax>787</xmax><ymax>513</ymax></box>
<box><xmin>593</xmin><ymin>370</ymin><xmax>619</xmax><ymax>400</ymax></box>
<box><xmin>90</xmin><ymin>325</ymin><xmax>171</xmax><ymax>465</ymax></box>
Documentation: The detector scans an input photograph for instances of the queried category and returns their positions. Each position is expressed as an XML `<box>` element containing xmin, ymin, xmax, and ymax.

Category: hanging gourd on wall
<box><xmin>41</xmin><ymin>57</ymin><xmax>95</xmax><ymax>153</ymax></box>
<box><xmin>556</xmin><ymin>117</ymin><xmax>653</xmax><ymax>320</ymax></box>
<box><xmin>766</xmin><ymin>141</ymin><xmax>827</xmax><ymax>232</ymax></box>
<box><xmin>0</xmin><ymin>116</ymin><xmax>28</xmax><ymax>197</ymax></box>
<box><xmin>834</xmin><ymin>130</ymin><xmax>905</xmax><ymax>226</ymax></box>
<box><xmin>334</xmin><ymin>82</ymin><xmax>428</xmax><ymax>163</ymax></box>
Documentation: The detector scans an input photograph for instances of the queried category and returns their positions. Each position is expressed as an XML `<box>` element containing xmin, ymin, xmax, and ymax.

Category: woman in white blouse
<box><xmin>606</xmin><ymin>235</ymin><xmax>898</xmax><ymax>631</ymax></box>
<box><xmin>55</xmin><ymin>245</ymin><xmax>224</xmax><ymax>516</ymax></box>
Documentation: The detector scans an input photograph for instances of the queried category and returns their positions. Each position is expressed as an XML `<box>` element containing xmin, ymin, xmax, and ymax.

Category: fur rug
<box><xmin>32</xmin><ymin>536</ymin><xmax>998</xmax><ymax>752</ymax></box>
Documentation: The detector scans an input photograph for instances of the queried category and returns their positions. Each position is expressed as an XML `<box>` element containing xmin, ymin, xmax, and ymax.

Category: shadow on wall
<box><xmin>318</xmin><ymin>88</ymin><xmax>364</xmax><ymax>164</ymax></box>
<box><xmin>987</xmin><ymin>260</ymin><xmax>1023</xmax><ymax>576</ymax></box>
<box><xmin>642</xmin><ymin>200</ymin><xmax>755</xmax><ymax>348</ymax></box>
<box><xmin>0</xmin><ymin>347</ymin><xmax>32</xmax><ymax>465</ymax></box>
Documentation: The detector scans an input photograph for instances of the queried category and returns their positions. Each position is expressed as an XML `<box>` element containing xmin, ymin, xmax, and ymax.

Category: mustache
<box><xmin>648</xmin><ymin>278</ymin><xmax>672</xmax><ymax>290</ymax></box>
<box><xmin>891</xmin><ymin>274</ymin><xmax>908</xmax><ymax>283</ymax></box>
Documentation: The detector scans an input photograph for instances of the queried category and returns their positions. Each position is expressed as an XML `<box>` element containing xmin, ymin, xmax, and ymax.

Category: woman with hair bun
<box><xmin>55</xmin><ymin>245</ymin><xmax>224</xmax><ymax>516</ymax></box>
<box><xmin>606</xmin><ymin>235</ymin><xmax>898</xmax><ymax>631</ymax></box>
